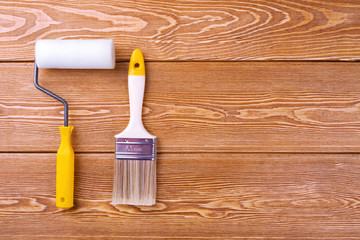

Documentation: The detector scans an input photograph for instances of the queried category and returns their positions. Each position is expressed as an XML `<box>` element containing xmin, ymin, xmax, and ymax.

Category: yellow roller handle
<box><xmin>56</xmin><ymin>126</ymin><xmax>74</xmax><ymax>208</ymax></box>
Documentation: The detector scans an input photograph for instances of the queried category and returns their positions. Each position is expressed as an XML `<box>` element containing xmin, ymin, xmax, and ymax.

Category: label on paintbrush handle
<box><xmin>115</xmin><ymin>138</ymin><xmax>157</xmax><ymax>161</ymax></box>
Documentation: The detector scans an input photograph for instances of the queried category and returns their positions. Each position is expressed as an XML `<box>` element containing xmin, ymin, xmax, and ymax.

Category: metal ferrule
<box><xmin>115</xmin><ymin>138</ymin><xmax>157</xmax><ymax>161</ymax></box>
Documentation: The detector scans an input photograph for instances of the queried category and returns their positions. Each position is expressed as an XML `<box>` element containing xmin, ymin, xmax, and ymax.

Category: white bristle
<box><xmin>112</xmin><ymin>160</ymin><xmax>156</xmax><ymax>206</ymax></box>
<box><xmin>35</xmin><ymin>39</ymin><xmax>115</xmax><ymax>69</ymax></box>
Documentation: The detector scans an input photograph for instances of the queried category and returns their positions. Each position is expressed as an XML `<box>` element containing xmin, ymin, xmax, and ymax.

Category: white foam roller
<box><xmin>35</xmin><ymin>39</ymin><xmax>115</xmax><ymax>69</ymax></box>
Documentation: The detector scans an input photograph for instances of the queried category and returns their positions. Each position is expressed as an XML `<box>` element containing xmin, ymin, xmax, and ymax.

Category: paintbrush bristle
<box><xmin>112</xmin><ymin>138</ymin><xmax>157</xmax><ymax>206</ymax></box>
<box><xmin>112</xmin><ymin>159</ymin><xmax>156</xmax><ymax>206</ymax></box>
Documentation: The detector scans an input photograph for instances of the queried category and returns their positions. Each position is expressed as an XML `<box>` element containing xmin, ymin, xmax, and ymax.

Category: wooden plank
<box><xmin>2</xmin><ymin>62</ymin><xmax>360</xmax><ymax>153</ymax></box>
<box><xmin>0</xmin><ymin>0</ymin><xmax>360</xmax><ymax>61</ymax></box>
<box><xmin>1</xmin><ymin>153</ymin><xmax>360</xmax><ymax>238</ymax></box>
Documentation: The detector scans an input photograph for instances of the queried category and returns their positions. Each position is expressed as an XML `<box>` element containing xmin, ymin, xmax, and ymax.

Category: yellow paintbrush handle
<box><xmin>56</xmin><ymin>126</ymin><xmax>74</xmax><ymax>209</ymax></box>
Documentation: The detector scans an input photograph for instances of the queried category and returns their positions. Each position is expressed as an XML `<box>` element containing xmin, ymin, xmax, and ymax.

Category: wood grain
<box><xmin>2</xmin><ymin>0</ymin><xmax>360</xmax><ymax>238</ymax></box>
<box><xmin>1</xmin><ymin>153</ymin><xmax>360</xmax><ymax>238</ymax></box>
<box><xmin>1</xmin><ymin>62</ymin><xmax>360</xmax><ymax>153</ymax></box>
<box><xmin>0</xmin><ymin>0</ymin><xmax>360</xmax><ymax>61</ymax></box>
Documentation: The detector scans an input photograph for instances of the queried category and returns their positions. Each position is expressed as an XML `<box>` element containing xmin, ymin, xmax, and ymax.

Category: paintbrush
<box><xmin>112</xmin><ymin>49</ymin><xmax>156</xmax><ymax>206</ymax></box>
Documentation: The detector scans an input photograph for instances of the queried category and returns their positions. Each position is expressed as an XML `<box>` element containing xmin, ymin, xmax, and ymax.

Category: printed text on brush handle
<box><xmin>116</xmin><ymin>138</ymin><xmax>156</xmax><ymax>161</ymax></box>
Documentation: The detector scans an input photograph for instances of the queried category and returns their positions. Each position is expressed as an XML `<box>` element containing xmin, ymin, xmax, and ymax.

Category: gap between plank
<box><xmin>2</xmin><ymin>151</ymin><xmax>360</xmax><ymax>155</ymax></box>
<box><xmin>1</xmin><ymin>60</ymin><xmax>360</xmax><ymax>63</ymax></box>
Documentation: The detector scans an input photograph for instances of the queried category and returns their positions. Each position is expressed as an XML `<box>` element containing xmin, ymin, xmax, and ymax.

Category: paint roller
<box><xmin>34</xmin><ymin>39</ymin><xmax>115</xmax><ymax>208</ymax></box>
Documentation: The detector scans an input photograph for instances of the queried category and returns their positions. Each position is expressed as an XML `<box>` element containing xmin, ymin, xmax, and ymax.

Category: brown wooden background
<box><xmin>1</xmin><ymin>0</ymin><xmax>360</xmax><ymax>239</ymax></box>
